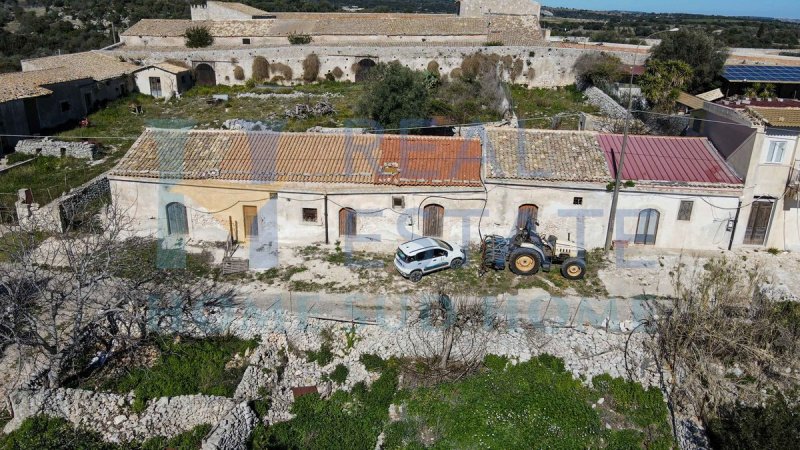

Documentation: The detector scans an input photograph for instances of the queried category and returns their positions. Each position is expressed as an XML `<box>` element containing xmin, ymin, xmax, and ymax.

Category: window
<box><xmin>392</xmin><ymin>196</ymin><xmax>405</xmax><ymax>209</ymax></box>
<box><xmin>573</xmin><ymin>197</ymin><xmax>583</xmax><ymax>205</ymax></box>
<box><xmin>243</xmin><ymin>205</ymin><xmax>258</xmax><ymax>237</ymax></box>
<box><xmin>423</xmin><ymin>204</ymin><xmax>444</xmax><ymax>237</ymax></box>
<box><xmin>517</xmin><ymin>204</ymin><xmax>539</xmax><ymax>229</ymax></box>
<box><xmin>242</xmin><ymin>38</ymin><xmax>251</xmax><ymax>44</ymax></box>
<box><xmin>634</xmin><ymin>209</ymin><xmax>659</xmax><ymax>245</ymax></box>
<box><xmin>166</xmin><ymin>202</ymin><xmax>189</xmax><ymax>235</ymax></box>
<box><xmin>60</xmin><ymin>101</ymin><xmax>71</xmax><ymax>112</ymax></box>
<box><xmin>433</xmin><ymin>249</ymin><xmax>448</xmax><ymax>257</ymax></box>
<box><xmin>339</xmin><ymin>208</ymin><xmax>357</xmax><ymax>236</ymax></box>
<box><xmin>678</xmin><ymin>200</ymin><xmax>694</xmax><ymax>221</ymax></box>
<box><xmin>302</xmin><ymin>208</ymin><xmax>318</xmax><ymax>223</ymax></box>
<box><xmin>766</xmin><ymin>140</ymin><xmax>787</xmax><ymax>164</ymax></box>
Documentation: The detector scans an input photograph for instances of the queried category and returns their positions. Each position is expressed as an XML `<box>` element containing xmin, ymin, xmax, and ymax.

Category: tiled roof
<box><xmin>122</xmin><ymin>15</ymin><xmax>538</xmax><ymax>39</ymax></box>
<box><xmin>112</xmin><ymin>129</ymin><xmax>482</xmax><ymax>186</ymax></box>
<box><xmin>747</xmin><ymin>107</ymin><xmax>800</xmax><ymax>128</ymax></box>
<box><xmin>597</xmin><ymin>134</ymin><xmax>742</xmax><ymax>185</ymax></box>
<box><xmin>211</xmin><ymin>1</ymin><xmax>269</xmax><ymax>16</ymax></box>
<box><xmin>483</xmin><ymin>128</ymin><xmax>612</xmax><ymax>182</ymax></box>
<box><xmin>0</xmin><ymin>68</ymin><xmax>90</xmax><ymax>103</ymax></box>
<box><xmin>21</xmin><ymin>51</ymin><xmax>138</xmax><ymax>81</ymax></box>
<box><xmin>138</xmin><ymin>62</ymin><xmax>192</xmax><ymax>74</ymax></box>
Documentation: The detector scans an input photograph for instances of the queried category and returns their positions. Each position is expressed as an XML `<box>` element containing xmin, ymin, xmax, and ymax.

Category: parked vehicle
<box><xmin>394</xmin><ymin>237</ymin><xmax>466</xmax><ymax>282</ymax></box>
<box><xmin>481</xmin><ymin>218</ymin><xmax>587</xmax><ymax>280</ymax></box>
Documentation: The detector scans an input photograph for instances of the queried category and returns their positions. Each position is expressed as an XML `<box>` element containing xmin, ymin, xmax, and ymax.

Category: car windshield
<box><xmin>396</xmin><ymin>249</ymin><xmax>411</xmax><ymax>263</ymax></box>
<box><xmin>432</xmin><ymin>238</ymin><xmax>452</xmax><ymax>251</ymax></box>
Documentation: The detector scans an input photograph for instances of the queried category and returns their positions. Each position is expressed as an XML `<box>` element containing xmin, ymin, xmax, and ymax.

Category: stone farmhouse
<box><xmin>105</xmin><ymin>0</ymin><xmax>636</xmax><ymax>88</ymax></box>
<box><xmin>0</xmin><ymin>52</ymin><xmax>138</xmax><ymax>153</ymax></box>
<box><xmin>109</xmin><ymin>127</ymin><xmax>744</xmax><ymax>268</ymax></box>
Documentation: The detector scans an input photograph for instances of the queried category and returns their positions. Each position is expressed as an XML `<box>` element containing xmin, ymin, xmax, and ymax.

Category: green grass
<box><xmin>250</xmin><ymin>368</ymin><xmax>399</xmax><ymax>450</ymax></box>
<box><xmin>384</xmin><ymin>354</ymin><xmax>674</xmax><ymax>449</ymax></box>
<box><xmin>510</xmin><ymin>84</ymin><xmax>599</xmax><ymax>130</ymax></box>
<box><xmin>77</xmin><ymin>335</ymin><xmax>259</xmax><ymax>413</ymax></box>
<box><xmin>0</xmin><ymin>416</ymin><xmax>210</xmax><ymax>450</ymax></box>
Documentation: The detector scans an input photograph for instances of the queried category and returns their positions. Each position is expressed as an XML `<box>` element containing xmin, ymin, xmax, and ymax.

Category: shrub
<box><xmin>356</xmin><ymin>61</ymin><xmax>430</xmax><ymax>129</ymax></box>
<box><xmin>328</xmin><ymin>363</ymin><xmax>349</xmax><ymax>384</ymax></box>
<box><xmin>184</xmin><ymin>26</ymin><xmax>213</xmax><ymax>48</ymax></box>
<box><xmin>251</xmin><ymin>56</ymin><xmax>269</xmax><ymax>81</ymax></box>
<box><xmin>232</xmin><ymin>65</ymin><xmax>245</xmax><ymax>81</ymax></box>
<box><xmin>302</xmin><ymin>53</ymin><xmax>321</xmax><ymax>82</ymax></box>
<box><xmin>288</xmin><ymin>33</ymin><xmax>312</xmax><ymax>45</ymax></box>
<box><xmin>484</xmin><ymin>40</ymin><xmax>504</xmax><ymax>46</ymax></box>
<box><xmin>331</xmin><ymin>66</ymin><xmax>344</xmax><ymax>79</ymax></box>
<box><xmin>306</xmin><ymin>342</ymin><xmax>334</xmax><ymax>366</ymax></box>
<box><xmin>140</xmin><ymin>424</ymin><xmax>212</xmax><ymax>450</ymax></box>
<box><xmin>269</xmin><ymin>62</ymin><xmax>293</xmax><ymax>80</ymax></box>
<box><xmin>707</xmin><ymin>395</ymin><xmax>800</xmax><ymax>450</ymax></box>
<box><xmin>573</xmin><ymin>52</ymin><xmax>623</xmax><ymax>88</ymax></box>
<box><xmin>0</xmin><ymin>416</ymin><xmax>112</xmax><ymax>449</ymax></box>
<box><xmin>483</xmin><ymin>354</ymin><xmax>509</xmax><ymax>371</ymax></box>
<box><xmin>359</xmin><ymin>353</ymin><xmax>386</xmax><ymax>372</ymax></box>
<box><xmin>426</xmin><ymin>60</ymin><xmax>440</xmax><ymax>76</ymax></box>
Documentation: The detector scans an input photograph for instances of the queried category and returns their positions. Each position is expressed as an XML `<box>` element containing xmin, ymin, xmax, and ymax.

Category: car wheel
<box><xmin>450</xmin><ymin>258</ymin><xmax>464</xmax><ymax>270</ymax></box>
<box><xmin>409</xmin><ymin>270</ymin><xmax>423</xmax><ymax>283</ymax></box>
<box><xmin>560</xmin><ymin>258</ymin><xmax>586</xmax><ymax>280</ymax></box>
<box><xmin>509</xmin><ymin>248</ymin><xmax>542</xmax><ymax>276</ymax></box>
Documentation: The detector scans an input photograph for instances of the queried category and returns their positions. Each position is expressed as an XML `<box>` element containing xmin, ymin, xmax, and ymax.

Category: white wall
<box><xmin>134</xmin><ymin>68</ymin><xmax>189</xmax><ymax>98</ymax></box>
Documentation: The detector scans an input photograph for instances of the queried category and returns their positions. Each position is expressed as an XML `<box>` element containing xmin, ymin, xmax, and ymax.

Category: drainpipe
<box><xmin>324</xmin><ymin>193</ymin><xmax>329</xmax><ymax>245</ymax></box>
<box><xmin>728</xmin><ymin>199</ymin><xmax>742</xmax><ymax>251</ymax></box>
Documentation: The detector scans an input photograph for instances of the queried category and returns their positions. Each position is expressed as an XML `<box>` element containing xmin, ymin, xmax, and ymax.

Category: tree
<box><xmin>650</xmin><ymin>29</ymin><xmax>728</xmax><ymax>93</ymax></box>
<box><xmin>184</xmin><ymin>26</ymin><xmax>213</xmax><ymax>48</ymax></box>
<box><xmin>639</xmin><ymin>59</ymin><xmax>693</xmax><ymax>112</ymax></box>
<box><xmin>0</xmin><ymin>201</ymin><xmax>231</xmax><ymax>388</ymax></box>
<box><xmin>573</xmin><ymin>52</ymin><xmax>623</xmax><ymax>89</ymax></box>
<box><xmin>357</xmin><ymin>61</ymin><xmax>430</xmax><ymax>130</ymax></box>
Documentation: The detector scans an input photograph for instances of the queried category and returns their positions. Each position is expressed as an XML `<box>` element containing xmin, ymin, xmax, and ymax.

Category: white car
<box><xmin>394</xmin><ymin>237</ymin><xmax>466</xmax><ymax>282</ymax></box>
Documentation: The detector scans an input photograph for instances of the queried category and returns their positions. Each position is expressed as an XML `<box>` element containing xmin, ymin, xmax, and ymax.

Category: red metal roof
<box><xmin>597</xmin><ymin>134</ymin><xmax>742</xmax><ymax>185</ymax></box>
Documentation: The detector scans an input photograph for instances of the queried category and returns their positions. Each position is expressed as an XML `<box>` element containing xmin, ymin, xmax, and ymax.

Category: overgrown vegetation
<box><xmin>574</xmin><ymin>52</ymin><xmax>623</xmax><ymax>89</ymax></box>
<box><xmin>0</xmin><ymin>415</ymin><xmax>211</xmax><ymax>449</ymax></box>
<box><xmin>75</xmin><ymin>335</ymin><xmax>258</xmax><ymax>412</ymax></box>
<box><xmin>184</xmin><ymin>26</ymin><xmax>213</xmax><ymax>48</ymax></box>
<box><xmin>649</xmin><ymin>28</ymin><xmax>729</xmax><ymax>93</ymax></box>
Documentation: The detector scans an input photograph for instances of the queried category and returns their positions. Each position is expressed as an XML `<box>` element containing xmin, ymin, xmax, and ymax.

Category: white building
<box><xmin>134</xmin><ymin>62</ymin><xmax>194</xmax><ymax>99</ymax></box>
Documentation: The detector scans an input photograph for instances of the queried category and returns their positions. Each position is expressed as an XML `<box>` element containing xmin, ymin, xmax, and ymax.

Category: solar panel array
<box><xmin>723</xmin><ymin>65</ymin><xmax>800</xmax><ymax>83</ymax></box>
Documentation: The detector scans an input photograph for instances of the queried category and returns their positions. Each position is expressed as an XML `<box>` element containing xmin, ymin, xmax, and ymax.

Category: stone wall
<box><xmin>108</xmin><ymin>44</ymin><xmax>638</xmax><ymax>88</ymax></box>
<box><xmin>15</xmin><ymin>138</ymin><xmax>96</xmax><ymax>159</ymax></box>
<box><xmin>583</xmin><ymin>86</ymin><xmax>630</xmax><ymax>119</ymax></box>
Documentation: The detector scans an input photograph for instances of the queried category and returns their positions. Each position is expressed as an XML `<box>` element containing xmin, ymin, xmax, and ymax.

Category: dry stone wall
<box><xmin>15</xmin><ymin>139</ymin><xmax>96</xmax><ymax>159</ymax></box>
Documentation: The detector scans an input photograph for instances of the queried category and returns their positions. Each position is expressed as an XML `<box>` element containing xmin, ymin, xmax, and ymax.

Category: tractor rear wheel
<box><xmin>509</xmin><ymin>248</ymin><xmax>542</xmax><ymax>276</ymax></box>
<box><xmin>560</xmin><ymin>258</ymin><xmax>586</xmax><ymax>280</ymax></box>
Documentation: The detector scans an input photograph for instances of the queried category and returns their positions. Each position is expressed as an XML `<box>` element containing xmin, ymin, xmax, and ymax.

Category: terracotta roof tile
<box><xmin>484</xmin><ymin>128</ymin><xmax>612</xmax><ymax>182</ymax></box>
<box><xmin>21</xmin><ymin>51</ymin><xmax>138</xmax><ymax>81</ymax></box>
<box><xmin>0</xmin><ymin>68</ymin><xmax>90</xmax><ymax>103</ymax></box>
<box><xmin>597</xmin><ymin>134</ymin><xmax>742</xmax><ymax>185</ymax></box>
<box><xmin>747</xmin><ymin>107</ymin><xmax>800</xmax><ymax>128</ymax></box>
<box><xmin>113</xmin><ymin>129</ymin><xmax>482</xmax><ymax>187</ymax></box>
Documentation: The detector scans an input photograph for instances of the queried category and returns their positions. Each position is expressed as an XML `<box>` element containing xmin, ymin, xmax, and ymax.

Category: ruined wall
<box><xmin>15</xmin><ymin>138</ymin><xmax>96</xmax><ymax>159</ymax></box>
<box><xmin>109</xmin><ymin>45</ymin><xmax>638</xmax><ymax>88</ymax></box>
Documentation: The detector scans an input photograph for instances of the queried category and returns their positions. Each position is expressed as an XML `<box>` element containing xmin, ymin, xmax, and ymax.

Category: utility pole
<box><xmin>603</xmin><ymin>28</ymin><xmax>679</xmax><ymax>254</ymax></box>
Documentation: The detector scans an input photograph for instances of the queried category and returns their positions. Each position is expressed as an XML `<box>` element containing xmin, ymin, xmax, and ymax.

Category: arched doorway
<box><xmin>423</xmin><ymin>204</ymin><xmax>444</xmax><ymax>237</ymax></box>
<box><xmin>634</xmin><ymin>209</ymin><xmax>660</xmax><ymax>245</ymax></box>
<box><xmin>354</xmin><ymin>58</ymin><xmax>376</xmax><ymax>82</ymax></box>
<box><xmin>195</xmin><ymin>63</ymin><xmax>216</xmax><ymax>86</ymax></box>
<box><xmin>339</xmin><ymin>208</ymin><xmax>357</xmax><ymax>237</ymax></box>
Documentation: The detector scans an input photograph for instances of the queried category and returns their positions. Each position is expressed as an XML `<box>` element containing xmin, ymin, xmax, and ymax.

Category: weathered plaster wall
<box><xmin>134</xmin><ymin>68</ymin><xmax>193</xmax><ymax>98</ymax></box>
<box><xmin>109</xmin><ymin>45</ymin><xmax>638</xmax><ymax>88</ymax></box>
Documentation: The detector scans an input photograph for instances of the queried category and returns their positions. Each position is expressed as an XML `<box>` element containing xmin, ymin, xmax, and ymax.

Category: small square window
<box><xmin>302</xmin><ymin>208</ymin><xmax>318</xmax><ymax>223</ymax></box>
<box><xmin>392</xmin><ymin>196</ymin><xmax>405</xmax><ymax>209</ymax></box>
<box><xmin>242</xmin><ymin>38</ymin><xmax>251</xmax><ymax>44</ymax></box>
<box><xmin>60</xmin><ymin>101</ymin><xmax>71</xmax><ymax>112</ymax></box>
<box><xmin>678</xmin><ymin>200</ymin><xmax>694</xmax><ymax>221</ymax></box>
<box><xmin>573</xmin><ymin>197</ymin><xmax>583</xmax><ymax>205</ymax></box>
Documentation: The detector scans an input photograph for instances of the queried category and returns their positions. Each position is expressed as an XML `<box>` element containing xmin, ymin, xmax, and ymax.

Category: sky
<box><xmin>542</xmin><ymin>1</ymin><xmax>800</xmax><ymax>20</ymax></box>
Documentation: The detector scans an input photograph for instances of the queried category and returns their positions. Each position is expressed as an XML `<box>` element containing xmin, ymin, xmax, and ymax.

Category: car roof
<box><xmin>398</xmin><ymin>237</ymin><xmax>442</xmax><ymax>254</ymax></box>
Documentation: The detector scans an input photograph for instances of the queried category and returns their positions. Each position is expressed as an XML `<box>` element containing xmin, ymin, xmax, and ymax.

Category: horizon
<box><xmin>542</xmin><ymin>1</ymin><xmax>800</xmax><ymax>20</ymax></box>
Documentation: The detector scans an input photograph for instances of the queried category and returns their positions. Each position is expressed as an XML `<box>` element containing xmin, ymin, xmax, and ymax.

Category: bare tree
<box><xmin>645</xmin><ymin>257</ymin><xmax>800</xmax><ymax>424</ymax></box>
<box><xmin>402</xmin><ymin>286</ymin><xmax>503</xmax><ymax>383</ymax></box>
<box><xmin>0</xmin><ymin>200</ymin><xmax>232</xmax><ymax>388</ymax></box>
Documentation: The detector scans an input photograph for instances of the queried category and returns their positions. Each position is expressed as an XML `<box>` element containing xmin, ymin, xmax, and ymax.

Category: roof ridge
<box><xmin>143</xmin><ymin>127</ymin><xmax>481</xmax><ymax>141</ymax></box>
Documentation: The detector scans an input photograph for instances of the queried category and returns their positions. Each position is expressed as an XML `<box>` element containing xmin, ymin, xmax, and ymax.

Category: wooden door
<box><xmin>634</xmin><ymin>209</ymin><xmax>659</xmax><ymax>245</ymax></box>
<box><xmin>149</xmin><ymin>77</ymin><xmax>162</xmax><ymax>97</ymax></box>
<box><xmin>166</xmin><ymin>202</ymin><xmax>188</xmax><ymax>235</ymax></box>
<box><xmin>423</xmin><ymin>204</ymin><xmax>444</xmax><ymax>237</ymax></box>
<box><xmin>243</xmin><ymin>205</ymin><xmax>258</xmax><ymax>237</ymax></box>
<box><xmin>339</xmin><ymin>208</ymin><xmax>357</xmax><ymax>236</ymax></box>
<box><xmin>517</xmin><ymin>204</ymin><xmax>539</xmax><ymax>229</ymax></box>
<box><xmin>744</xmin><ymin>201</ymin><xmax>773</xmax><ymax>245</ymax></box>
